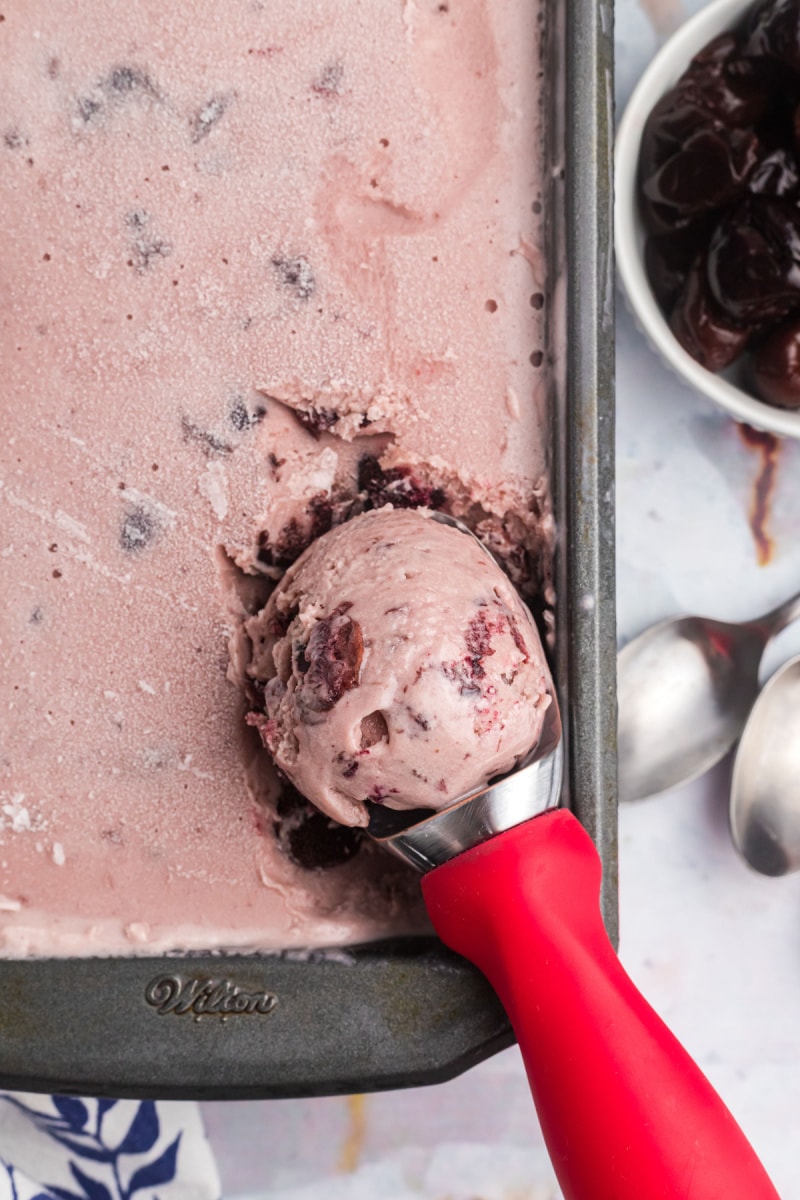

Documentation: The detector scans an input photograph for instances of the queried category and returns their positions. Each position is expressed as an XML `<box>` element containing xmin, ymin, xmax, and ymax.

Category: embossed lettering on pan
<box><xmin>145</xmin><ymin>975</ymin><xmax>279</xmax><ymax>1017</ymax></box>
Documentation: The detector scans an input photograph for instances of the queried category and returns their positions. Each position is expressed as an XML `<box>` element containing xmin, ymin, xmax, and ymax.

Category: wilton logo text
<box><xmin>145</xmin><ymin>974</ymin><xmax>278</xmax><ymax>1017</ymax></box>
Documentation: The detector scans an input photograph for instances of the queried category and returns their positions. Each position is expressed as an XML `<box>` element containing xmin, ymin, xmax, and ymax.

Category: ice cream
<box><xmin>0</xmin><ymin>0</ymin><xmax>553</xmax><ymax>956</ymax></box>
<box><xmin>247</xmin><ymin>508</ymin><xmax>553</xmax><ymax>828</ymax></box>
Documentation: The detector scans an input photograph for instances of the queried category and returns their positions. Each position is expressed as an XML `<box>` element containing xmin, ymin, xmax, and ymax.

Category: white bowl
<box><xmin>615</xmin><ymin>0</ymin><xmax>800</xmax><ymax>440</ymax></box>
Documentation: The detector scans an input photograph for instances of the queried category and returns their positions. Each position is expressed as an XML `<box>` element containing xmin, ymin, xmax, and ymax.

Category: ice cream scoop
<box><xmin>374</xmin><ymin>712</ymin><xmax>776</xmax><ymax>1198</ymax></box>
<box><xmin>246</xmin><ymin>507</ymin><xmax>552</xmax><ymax>828</ymax></box>
<box><xmin>252</xmin><ymin>507</ymin><xmax>778</xmax><ymax>1200</ymax></box>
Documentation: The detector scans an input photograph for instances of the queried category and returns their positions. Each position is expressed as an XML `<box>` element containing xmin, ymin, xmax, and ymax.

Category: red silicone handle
<box><xmin>422</xmin><ymin>809</ymin><xmax>780</xmax><ymax>1200</ymax></box>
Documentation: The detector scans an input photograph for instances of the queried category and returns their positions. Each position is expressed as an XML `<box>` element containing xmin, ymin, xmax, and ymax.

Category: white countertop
<box><xmin>201</xmin><ymin>3</ymin><xmax>800</xmax><ymax>1195</ymax></box>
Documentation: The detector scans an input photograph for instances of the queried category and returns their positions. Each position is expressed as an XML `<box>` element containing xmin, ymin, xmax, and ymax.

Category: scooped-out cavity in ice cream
<box><xmin>246</xmin><ymin>508</ymin><xmax>553</xmax><ymax>829</ymax></box>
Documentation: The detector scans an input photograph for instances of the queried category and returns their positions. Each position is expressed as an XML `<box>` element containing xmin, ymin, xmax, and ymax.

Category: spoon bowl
<box><xmin>618</xmin><ymin>589</ymin><xmax>800</xmax><ymax>803</ymax></box>
<box><xmin>730</xmin><ymin>654</ymin><xmax>800</xmax><ymax>877</ymax></box>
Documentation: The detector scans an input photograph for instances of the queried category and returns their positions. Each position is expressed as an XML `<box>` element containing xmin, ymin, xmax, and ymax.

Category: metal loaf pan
<box><xmin>0</xmin><ymin>0</ymin><xmax>616</xmax><ymax>1099</ymax></box>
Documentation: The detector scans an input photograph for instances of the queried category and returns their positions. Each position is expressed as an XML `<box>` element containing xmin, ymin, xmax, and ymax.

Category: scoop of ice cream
<box><xmin>246</xmin><ymin>507</ymin><xmax>553</xmax><ymax>828</ymax></box>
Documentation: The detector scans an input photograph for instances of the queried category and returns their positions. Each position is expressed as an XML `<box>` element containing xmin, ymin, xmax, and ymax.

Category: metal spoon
<box><xmin>617</xmin><ymin>588</ymin><xmax>800</xmax><ymax>803</ymax></box>
<box><xmin>730</xmin><ymin>654</ymin><xmax>800</xmax><ymax>877</ymax></box>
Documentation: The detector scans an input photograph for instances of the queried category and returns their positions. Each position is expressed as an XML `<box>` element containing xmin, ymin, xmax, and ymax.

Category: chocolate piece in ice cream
<box><xmin>246</xmin><ymin>508</ymin><xmax>553</xmax><ymax>829</ymax></box>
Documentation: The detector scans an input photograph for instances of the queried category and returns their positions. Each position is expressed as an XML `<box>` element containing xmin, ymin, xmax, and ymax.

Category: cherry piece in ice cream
<box><xmin>272</xmin><ymin>783</ymin><xmax>364</xmax><ymax>869</ymax></box>
<box><xmin>357</xmin><ymin>456</ymin><xmax>445</xmax><ymax>511</ymax></box>
<box><xmin>295</xmin><ymin>606</ymin><xmax>364</xmax><ymax>714</ymax></box>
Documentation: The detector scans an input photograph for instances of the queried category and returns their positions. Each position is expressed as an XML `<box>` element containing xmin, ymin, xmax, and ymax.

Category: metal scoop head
<box><xmin>362</xmin><ymin>509</ymin><xmax>563</xmax><ymax>870</ymax></box>
<box><xmin>368</xmin><ymin>670</ymin><xmax>563</xmax><ymax>872</ymax></box>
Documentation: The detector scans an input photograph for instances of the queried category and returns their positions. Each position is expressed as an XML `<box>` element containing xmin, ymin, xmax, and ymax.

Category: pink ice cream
<box><xmin>0</xmin><ymin>0</ymin><xmax>552</xmax><ymax>956</ymax></box>
<box><xmin>247</xmin><ymin>508</ymin><xmax>553</xmax><ymax>828</ymax></box>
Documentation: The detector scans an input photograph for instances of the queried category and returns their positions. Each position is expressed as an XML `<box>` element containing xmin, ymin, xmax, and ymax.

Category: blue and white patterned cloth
<box><xmin>0</xmin><ymin>1095</ymin><xmax>220</xmax><ymax>1200</ymax></box>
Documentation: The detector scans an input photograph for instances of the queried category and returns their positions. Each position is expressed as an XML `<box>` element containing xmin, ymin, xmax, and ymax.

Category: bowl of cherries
<box><xmin>616</xmin><ymin>0</ymin><xmax>800</xmax><ymax>438</ymax></box>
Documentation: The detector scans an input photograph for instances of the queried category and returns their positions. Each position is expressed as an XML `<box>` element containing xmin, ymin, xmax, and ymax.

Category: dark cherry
<box><xmin>669</xmin><ymin>255</ymin><xmax>751</xmax><ymax>371</ymax></box>
<box><xmin>642</xmin><ymin>122</ymin><xmax>759</xmax><ymax>220</ymax></box>
<box><xmin>752</xmin><ymin>315</ymin><xmax>800</xmax><ymax>407</ymax></box>
<box><xmin>707</xmin><ymin>198</ymin><xmax>800</xmax><ymax>322</ymax></box>
<box><xmin>641</xmin><ymin>36</ymin><xmax>767</xmax><ymax>166</ymax></box>
<box><xmin>748</xmin><ymin>144</ymin><xmax>800</xmax><ymax>196</ymax></box>
<box><xmin>688</xmin><ymin>33</ymin><xmax>772</xmax><ymax>126</ymax></box>
<box><xmin>640</xmin><ymin>96</ymin><xmax>710</xmax><ymax>188</ymax></box>
<box><xmin>255</xmin><ymin>494</ymin><xmax>333</xmax><ymax>569</ymax></box>
<box><xmin>638</xmin><ymin>4</ymin><xmax>800</xmax><ymax>403</ymax></box>
<box><xmin>639</xmin><ymin>34</ymin><xmax>769</xmax><ymax>231</ymax></box>
<box><xmin>273</xmin><ymin>783</ymin><xmax>363</xmax><ymax>869</ymax></box>
<box><xmin>743</xmin><ymin>0</ymin><xmax>800</xmax><ymax>76</ymax></box>
<box><xmin>256</xmin><ymin>519</ymin><xmax>308</xmax><ymax>569</ymax></box>
<box><xmin>638</xmin><ymin>194</ymin><xmax>704</xmax><ymax>239</ymax></box>
<box><xmin>297</xmin><ymin>606</ymin><xmax>364</xmax><ymax>713</ymax></box>
<box><xmin>644</xmin><ymin>219</ymin><xmax>715</xmax><ymax>309</ymax></box>
<box><xmin>645</xmin><ymin>237</ymin><xmax>692</xmax><ymax>311</ymax></box>
<box><xmin>793</xmin><ymin>102</ymin><xmax>800</xmax><ymax>161</ymax></box>
<box><xmin>357</xmin><ymin>455</ymin><xmax>445</xmax><ymax>510</ymax></box>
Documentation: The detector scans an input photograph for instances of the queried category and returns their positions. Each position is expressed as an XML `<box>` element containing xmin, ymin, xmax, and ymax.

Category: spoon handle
<box><xmin>422</xmin><ymin>810</ymin><xmax>780</xmax><ymax>1200</ymax></box>
<box><xmin>760</xmin><ymin>587</ymin><xmax>800</xmax><ymax>639</ymax></box>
